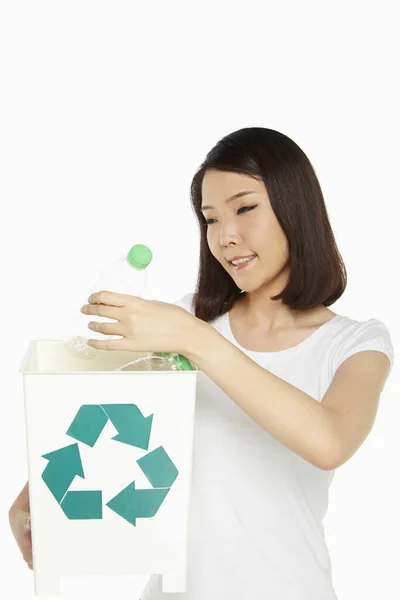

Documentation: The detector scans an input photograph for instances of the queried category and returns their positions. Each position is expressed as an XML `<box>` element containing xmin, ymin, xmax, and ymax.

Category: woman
<box><xmin>9</xmin><ymin>127</ymin><xmax>394</xmax><ymax>599</ymax></box>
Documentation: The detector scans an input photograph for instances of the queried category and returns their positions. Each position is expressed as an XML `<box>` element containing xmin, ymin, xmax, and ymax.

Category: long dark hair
<box><xmin>189</xmin><ymin>127</ymin><xmax>347</xmax><ymax>323</ymax></box>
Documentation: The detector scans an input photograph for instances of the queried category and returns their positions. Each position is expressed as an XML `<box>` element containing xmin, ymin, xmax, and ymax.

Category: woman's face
<box><xmin>200</xmin><ymin>169</ymin><xmax>290</xmax><ymax>292</ymax></box>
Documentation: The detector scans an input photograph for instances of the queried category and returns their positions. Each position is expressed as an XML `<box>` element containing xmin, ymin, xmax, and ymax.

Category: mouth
<box><xmin>228</xmin><ymin>254</ymin><xmax>258</xmax><ymax>271</ymax></box>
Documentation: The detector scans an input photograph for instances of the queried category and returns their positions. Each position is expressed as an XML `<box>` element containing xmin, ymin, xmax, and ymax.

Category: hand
<box><xmin>80</xmin><ymin>291</ymin><xmax>197</xmax><ymax>355</ymax></box>
<box><xmin>9</xmin><ymin>507</ymin><xmax>33</xmax><ymax>570</ymax></box>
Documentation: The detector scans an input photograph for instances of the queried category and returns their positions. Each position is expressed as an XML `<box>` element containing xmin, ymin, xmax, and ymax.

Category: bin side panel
<box><xmin>23</xmin><ymin>371</ymin><xmax>197</xmax><ymax>581</ymax></box>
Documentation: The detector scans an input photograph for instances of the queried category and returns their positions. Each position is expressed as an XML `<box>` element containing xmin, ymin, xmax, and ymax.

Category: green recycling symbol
<box><xmin>41</xmin><ymin>404</ymin><xmax>178</xmax><ymax>526</ymax></box>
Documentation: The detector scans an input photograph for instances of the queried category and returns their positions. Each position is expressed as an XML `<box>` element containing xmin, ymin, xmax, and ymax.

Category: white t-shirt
<box><xmin>141</xmin><ymin>293</ymin><xmax>394</xmax><ymax>600</ymax></box>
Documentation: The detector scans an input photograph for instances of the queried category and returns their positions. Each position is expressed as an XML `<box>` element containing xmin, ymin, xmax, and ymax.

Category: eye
<box><xmin>204</xmin><ymin>204</ymin><xmax>258</xmax><ymax>226</ymax></box>
<box><xmin>238</xmin><ymin>205</ymin><xmax>257</xmax><ymax>215</ymax></box>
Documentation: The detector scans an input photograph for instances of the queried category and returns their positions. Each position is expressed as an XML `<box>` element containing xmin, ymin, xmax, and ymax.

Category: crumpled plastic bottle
<box><xmin>63</xmin><ymin>244</ymin><xmax>153</xmax><ymax>359</ymax></box>
<box><xmin>115</xmin><ymin>352</ymin><xmax>196</xmax><ymax>371</ymax></box>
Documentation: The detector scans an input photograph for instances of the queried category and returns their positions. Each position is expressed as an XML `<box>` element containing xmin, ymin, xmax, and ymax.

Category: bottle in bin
<box><xmin>115</xmin><ymin>351</ymin><xmax>197</xmax><ymax>372</ymax></box>
<box><xmin>63</xmin><ymin>244</ymin><xmax>153</xmax><ymax>359</ymax></box>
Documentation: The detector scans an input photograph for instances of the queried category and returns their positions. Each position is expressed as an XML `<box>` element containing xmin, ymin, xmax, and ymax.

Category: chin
<box><xmin>238</xmin><ymin>284</ymin><xmax>260</xmax><ymax>293</ymax></box>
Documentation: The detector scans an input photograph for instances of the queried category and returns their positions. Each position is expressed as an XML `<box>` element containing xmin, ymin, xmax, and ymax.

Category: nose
<box><xmin>218</xmin><ymin>220</ymin><xmax>242</xmax><ymax>248</ymax></box>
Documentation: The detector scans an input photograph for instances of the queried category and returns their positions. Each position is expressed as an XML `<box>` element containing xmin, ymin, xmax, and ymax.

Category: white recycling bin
<box><xmin>19</xmin><ymin>340</ymin><xmax>198</xmax><ymax>596</ymax></box>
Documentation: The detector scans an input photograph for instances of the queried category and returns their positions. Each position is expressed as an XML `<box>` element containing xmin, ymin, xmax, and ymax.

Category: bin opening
<box><xmin>19</xmin><ymin>341</ymin><xmax>166</xmax><ymax>373</ymax></box>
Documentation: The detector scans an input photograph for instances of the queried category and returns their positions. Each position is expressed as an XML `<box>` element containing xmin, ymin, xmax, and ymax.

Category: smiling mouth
<box><xmin>229</xmin><ymin>255</ymin><xmax>258</xmax><ymax>270</ymax></box>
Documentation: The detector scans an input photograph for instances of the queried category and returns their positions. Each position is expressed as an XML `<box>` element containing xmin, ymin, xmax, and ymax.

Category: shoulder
<box><xmin>329</xmin><ymin>314</ymin><xmax>394</xmax><ymax>377</ymax></box>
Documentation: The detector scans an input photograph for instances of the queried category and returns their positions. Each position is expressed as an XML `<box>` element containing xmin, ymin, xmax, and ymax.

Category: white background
<box><xmin>0</xmin><ymin>1</ymin><xmax>398</xmax><ymax>599</ymax></box>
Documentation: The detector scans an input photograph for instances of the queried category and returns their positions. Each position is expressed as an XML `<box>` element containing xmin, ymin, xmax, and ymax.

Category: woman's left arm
<box><xmin>185</xmin><ymin>318</ymin><xmax>340</xmax><ymax>471</ymax></box>
<box><xmin>81</xmin><ymin>292</ymin><xmax>340</xmax><ymax>470</ymax></box>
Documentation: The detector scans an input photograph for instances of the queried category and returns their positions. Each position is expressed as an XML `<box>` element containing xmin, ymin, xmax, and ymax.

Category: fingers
<box><xmin>22</xmin><ymin>515</ymin><xmax>33</xmax><ymax>565</ymax></box>
<box><xmin>87</xmin><ymin>321</ymin><xmax>125</xmax><ymax>336</ymax></box>
<box><xmin>81</xmin><ymin>303</ymin><xmax>122</xmax><ymax>320</ymax></box>
<box><xmin>9</xmin><ymin>508</ymin><xmax>33</xmax><ymax>569</ymax></box>
<box><xmin>21</xmin><ymin>529</ymin><xmax>32</xmax><ymax>563</ymax></box>
<box><xmin>88</xmin><ymin>290</ymin><xmax>133</xmax><ymax>307</ymax></box>
<box><xmin>86</xmin><ymin>337</ymin><xmax>132</xmax><ymax>352</ymax></box>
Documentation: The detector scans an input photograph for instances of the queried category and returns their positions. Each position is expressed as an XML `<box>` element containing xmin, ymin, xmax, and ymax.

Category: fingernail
<box><xmin>24</xmin><ymin>516</ymin><xmax>31</xmax><ymax>529</ymax></box>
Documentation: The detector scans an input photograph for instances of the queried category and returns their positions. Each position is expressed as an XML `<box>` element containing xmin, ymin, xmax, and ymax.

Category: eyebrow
<box><xmin>201</xmin><ymin>190</ymin><xmax>257</xmax><ymax>211</ymax></box>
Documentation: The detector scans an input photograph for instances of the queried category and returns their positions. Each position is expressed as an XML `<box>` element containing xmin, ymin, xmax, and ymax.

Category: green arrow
<box><xmin>106</xmin><ymin>481</ymin><xmax>170</xmax><ymax>526</ymax></box>
<box><xmin>61</xmin><ymin>490</ymin><xmax>103</xmax><ymax>519</ymax></box>
<box><xmin>66</xmin><ymin>405</ymin><xmax>109</xmax><ymax>447</ymax></box>
<box><xmin>101</xmin><ymin>404</ymin><xmax>153</xmax><ymax>450</ymax></box>
<box><xmin>41</xmin><ymin>443</ymin><xmax>84</xmax><ymax>503</ymax></box>
<box><xmin>137</xmin><ymin>446</ymin><xmax>179</xmax><ymax>488</ymax></box>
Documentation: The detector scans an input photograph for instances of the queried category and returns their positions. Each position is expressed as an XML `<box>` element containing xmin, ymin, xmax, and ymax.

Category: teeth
<box><xmin>232</xmin><ymin>255</ymin><xmax>255</xmax><ymax>265</ymax></box>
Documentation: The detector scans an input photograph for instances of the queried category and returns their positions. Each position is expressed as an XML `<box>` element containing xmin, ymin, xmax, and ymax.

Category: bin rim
<box><xmin>19</xmin><ymin>339</ymin><xmax>37</xmax><ymax>373</ymax></box>
<box><xmin>18</xmin><ymin>339</ymin><xmax>199</xmax><ymax>374</ymax></box>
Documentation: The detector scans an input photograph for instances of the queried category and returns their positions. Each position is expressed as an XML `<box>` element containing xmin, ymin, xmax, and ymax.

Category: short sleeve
<box><xmin>172</xmin><ymin>292</ymin><xmax>195</xmax><ymax>316</ymax></box>
<box><xmin>332</xmin><ymin>318</ymin><xmax>394</xmax><ymax>377</ymax></box>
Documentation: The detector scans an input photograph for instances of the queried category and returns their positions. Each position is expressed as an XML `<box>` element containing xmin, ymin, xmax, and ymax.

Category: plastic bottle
<box><xmin>63</xmin><ymin>244</ymin><xmax>153</xmax><ymax>359</ymax></box>
<box><xmin>115</xmin><ymin>352</ymin><xmax>197</xmax><ymax>372</ymax></box>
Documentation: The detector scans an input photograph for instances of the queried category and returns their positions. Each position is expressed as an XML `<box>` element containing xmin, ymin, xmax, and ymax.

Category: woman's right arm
<box><xmin>9</xmin><ymin>481</ymin><xmax>33</xmax><ymax>569</ymax></box>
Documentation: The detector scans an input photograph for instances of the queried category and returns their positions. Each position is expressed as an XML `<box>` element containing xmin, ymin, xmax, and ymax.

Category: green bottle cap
<box><xmin>127</xmin><ymin>244</ymin><xmax>153</xmax><ymax>269</ymax></box>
